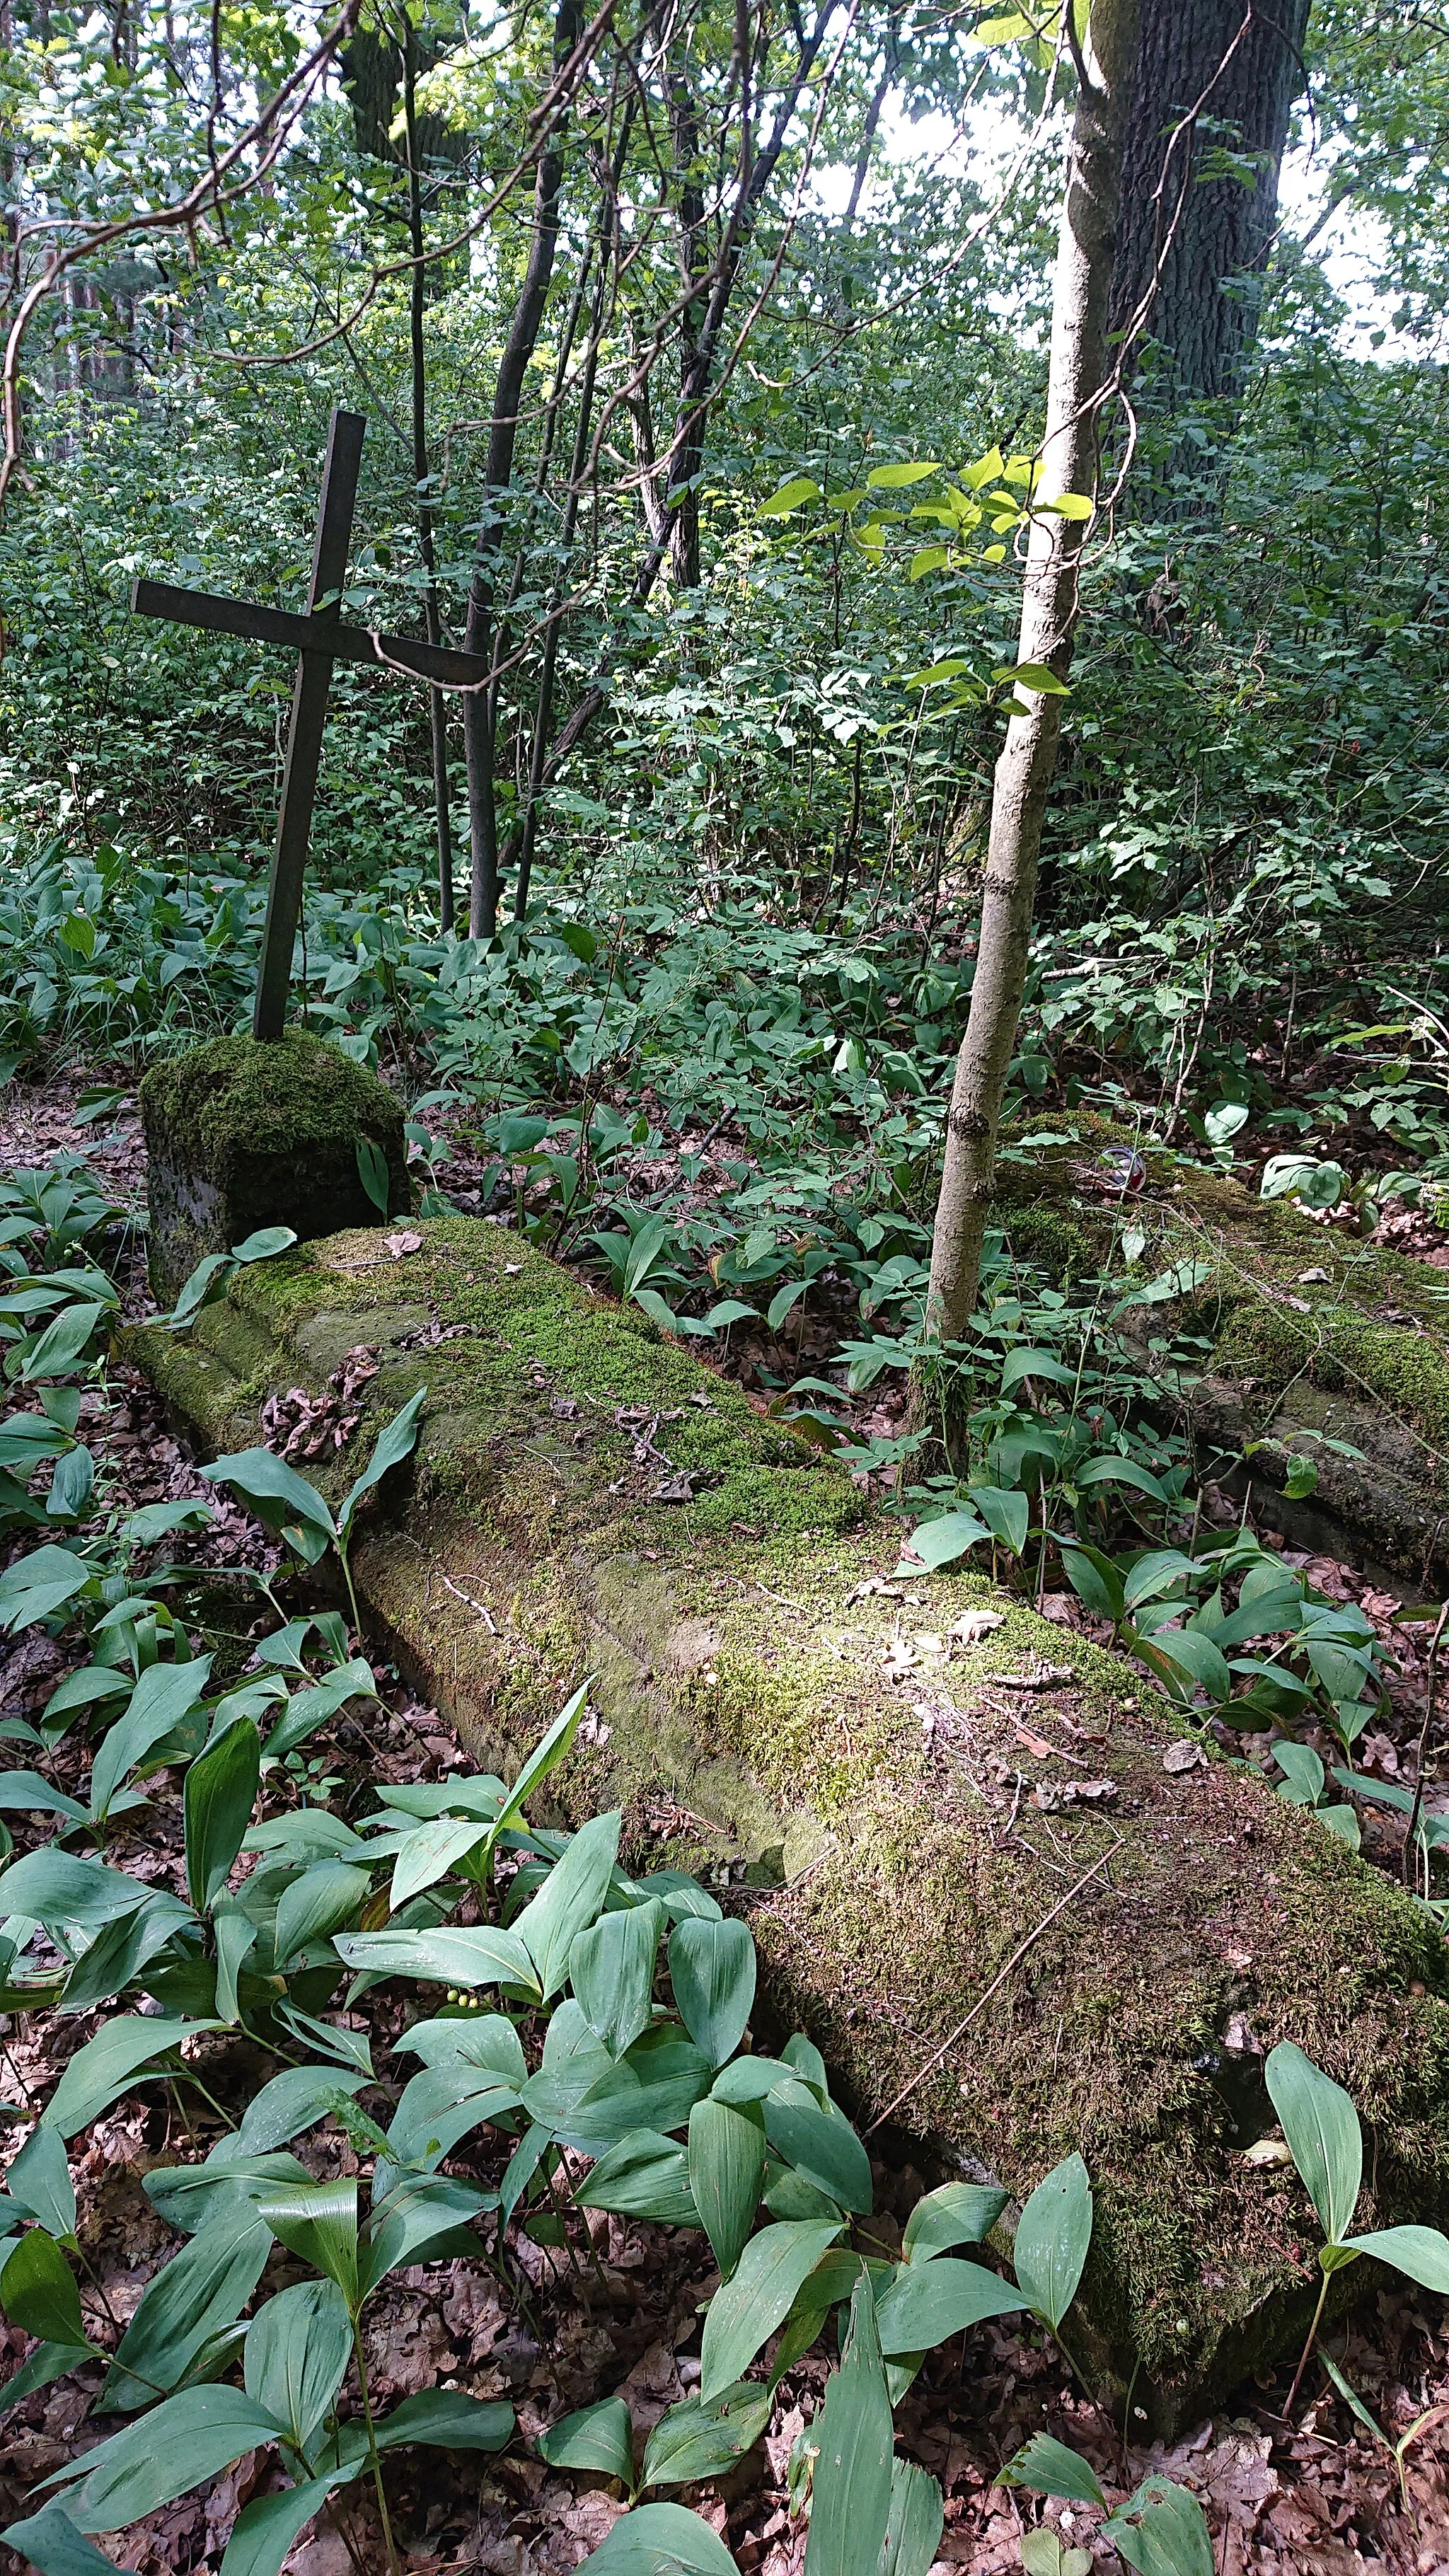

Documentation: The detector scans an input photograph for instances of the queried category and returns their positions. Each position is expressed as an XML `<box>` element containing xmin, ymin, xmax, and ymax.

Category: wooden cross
<box><xmin>132</xmin><ymin>408</ymin><xmax>489</xmax><ymax>1041</ymax></box>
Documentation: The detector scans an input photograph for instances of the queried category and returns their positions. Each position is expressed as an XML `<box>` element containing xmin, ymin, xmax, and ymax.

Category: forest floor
<box><xmin>2</xmin><ymin>1080</ymin><xmax>1449</xmax><ymax>2576</ymax></box>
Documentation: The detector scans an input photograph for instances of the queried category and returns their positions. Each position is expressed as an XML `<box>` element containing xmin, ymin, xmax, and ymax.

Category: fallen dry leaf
<box><xmin>947</xmin><ymin>1608</ymin><xmax>1005</xmax><ymax>1645</ymax></box>
<box><xmin>386</xmin><ymin>1230</ymin><xmax>424</xmax><ymax>1258</ymax></box>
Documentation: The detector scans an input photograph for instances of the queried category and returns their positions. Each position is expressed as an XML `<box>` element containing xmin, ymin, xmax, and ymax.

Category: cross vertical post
<box><xmin>252</xmin><ymin>408</ymin><xmax>366</xmax><ymax>1042</ymax></box>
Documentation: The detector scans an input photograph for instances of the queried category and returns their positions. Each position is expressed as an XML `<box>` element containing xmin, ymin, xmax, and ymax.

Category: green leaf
<box><xmin>0</xmin><ymin>2340</ymin><xmax>83</xmax><ymax>2418</ymax></box>
<box><xmin>968</xmin><ymin>1487</ymin><xmax>1030</xmax><ymax>1557</ymax></box>
<box><xmin>513</xmin><ymin>1809</ymin><xmax>623</xmax><ymax>2000</ymax></box>
<box><xmin>643</xmin><ymin>2382</ymin><xmax>771</xmax><ymax>2492</ymax></box>
<box><xmin>273</xmin><ymin>1863</ymin><xmax>371</xmax><ymax>1967</ymax></box>
<box><xmin>495</xmin><ymin>1680</ymin><xmax>595</xmax><ymax>1839</ymax></box>
<box><xmin>867</xmin><ymin>461</ymin><xmax>940</xmax><ymax>488</ymax></box>
<box><xmin>0</xmin><ymin>1846</ymin><xmax>147</xmax><ymax>1931</ymax></box>
<box><xmin>1339</xmin><ymin>2224</ymin><xmax>1449</xmax><ymax>2290</ymax></box>
<box><xmin>571</xmin><ymin>1898</ymin><xmax>665</xmax><ymax>2057</ymax></box>
<box><xmin>21</xmin><ymin>1305</ymin><xmax>108</xmax><ymax>1383</ymax></box>
<box><xmin>1012</xmin><ymin>2154</ymin><xmax>1092</xmax><ymax>2334</ymax></box>
<box><xmin>763</xmin><ymin>2083</ymin><xmax>872</xmax><ymax>2214</ymax></box>
<box><xmin>0</xmin><ymin>1544</ymin><xmax>93</xmax><ymax>1634</ymax></box>
<box><xmin>1103</xmin><ymin>2475</ymin><xmax>1214</xmax><ymax>2576</ymax></box>
<box><xmin>185</xmin><ymin>1717</ymin><xmax>261</xmax><ymax>1911</ymax></box>
<box><xmin>758</xmin><ymin>478</ymin><xmax>822</xmax><ymax>518</ymax></box>
<box><xmin>1074</xmin><ymin>1455</ymin><xmax>1168</xmax><ymax>1503</ymax></box>
<box><xmin>257</xmin><ymin>2181</ymin><xmax>359</xmax><ymax>2310</ymax></box>
<box><xmin>361</xmin><ymin>2172</ymin><xmax>492</xmax><ymax>2293</ymax></box>
<box><xmin>244</xmin><ymin>2279</ymin><xmax>352</xmax><ymax>2449</ymax></box>
<box><xmin>38</xmin><ymin>2386</ymin><xmax>284</xmax><ymax>2531</ymax></box>
<box><xmin>1265</xmin><ymin>2043</ymin><xmax>1362</xmax><ymax>2246</ymax></box>
<box><xmin>100</xmin><ymin>2205</ymin><xmax>272</xmax><ymax>2410</ymax></box>
<box><xmin>993</xmin><ymin>662</ymin><xmax>1070</xmax><ymax>695</ymax></box>
<box><xmin>266</xmin><ymin>1660</ymin><xmax>378</xmax><ymax>1762</ymax></box>
<box><xmin>896</xmin><ymin>1511</ymin><xmax>991</xmax><ymax>1574</ymax></box>
<box><xmin>235</xmin><ymin>2066</ymin><xmax>371</xmax><ymax>2156</ymax></box>
<box><xmin>356</xmin><ymin>1136</ymin><xmax>391</xmax><ymax>1213</ymax></box>
<box><xmin>669</xmin><ymin>1916</ymin><xmax>757</xmax><ymax>2067</ymax></box>
<box><xmin>901</xmin><ymin>2182</ymin><xmax>1007</xmax><ymax>2264</ymax></box>
<box><xmin>0</xmin><ymin>1772</ymin><xmax>86</xmax><ymax>1820</ymax></box>
<box><xmin>43</xmin><ymin>2016</ymin><xmax>222</xmax><ymax>2139</ymax></box>
<box><xmin>1041</xmin><ymin>491</ymin><xmax>1094</xmax><ymax>521</ymax></box>
<box><xmin>699</xmin><ymin>2219</ymin><xmax>843</xmax><ymax>2403</ymax></box>
<box><xmin>200</xmin><ymin>1448</ymin><xmax>336</xmax><ymax>1548</ymax></box>
<box><xmin>1</xmin><ymin>2230</ymin><xmax>89</xmax><ymax>2346</ymax></box>
<box><xmin>1285</xmin><ymin>1455</ymin><xmax>1320</xmax><ymax>1500</ymax></box>
<box><xmin>688</xmin><ymin>2096</ymin><xmax>767</xmax><ymax>2280</ymax></box>
<box><xmin>881</xmin><ymin>2459</ymin><xmax>945</xmax><ymax>2576</ymax></box>
<box><xmin>873</xmin><ymin>2256</ymin><xmax>1024</xmax><ymax>2355</ymax></box>
<box><xmin>576</xmin><ymin>2502</ymin><xmax>739</xmax><ymax>2576</ymax></box>
<box><xmin>144</xmin><ymin>2152</ymin><xmax>311</xmax><ymax>2238</ymax></box>
<box><xmin>1000</xmin><ymin>2433</ymin><xmax>1105</xmax><ymax>2507</ymax></box>
<box><xmin>804</xmin><ymin>2275</ymin><xmax>893</xmax><ymax>2576</ymax></box>
<box><xmin>6</xmin><ymin>2129</ymin><xmax>76</xmax><ymax>2241</ymax></box>
<box><xmin>89</xmin><ymin>1656</ymin><xmax>213</xmax><ymax>1820</ymax></box>
<box><xmin>337</xmin><ymin>1387</ymin><xmax>427</xmax><ymax>1543</ymax></box>
<box><xmin>219</xmin><ymin>2477</ymin><xmax>345</xmax><ymax>2576</ymax></box>
<box><xmin>333</xmin><ymin>1921</ymin><xmax>536</xmax><ymax>1993</ymax></box>
<box><xmin>0</xmin><ymin>2504</ymin><xmax>122</xmax><ymax>2575</ymax></box>
<box><xmin>575</xmin><ymin>2129</ymin><xmax>698</xmax><ymax>2226</ymax></box>
<box><xmin>371</xmin><ymin>2386</ymin><xmax>514</xmax><ymax>2453</ymax></box>
<box><xmin>538</xmin><ymin>2394</ymin><xmax>635</xmax><ymax>2484</ymax></box>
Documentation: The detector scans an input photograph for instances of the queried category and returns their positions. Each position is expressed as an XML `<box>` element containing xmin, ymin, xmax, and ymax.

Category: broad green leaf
<box><xmin>572</xmin><ymin>1898</ymin><xmax>665</xmax><ymax>2057</ymax></box>
<box><xmin>39</xmin><ymin>2386</ymin><xmax>284</xmax><ymax>2531</ymax></box>
<box><xmin>491</xmin><ymin>1680</ymin><xmax>594</xmax><ymax>1844</ymax></box>
<box><xmin>370</xmin><ymin>2386</ymin><xmax>513</xmax><ymax>2452</ymax></box>
<box><xmin>145</xmin><ymin>2152</ymin><xmax>311</xmax><ymax>2237</ymax></box>
<box><xmin>361</xmin><ymin>2173</ymin><xmax>492</xmax><ymax>2293</ymax></box>
<box><xmin>896</xmin><ymin>1511</ymin><xmax>991</xmax><ymax>1573</ymax></box>
<box><xmin>1</xmin><ymin>2229</ymin><xmax>89</xmax><ymax>2346</ymax></box>
<box><xmin>0</xmin><ymin>2339</ymin><xmax>82</xmax><ymax>2417</ymax></box>
<box><xmin>386</xmin><ymin>1817</ymin><xmax>488</xmax><ymax>1913</ymax></box>
<box><xmin>337</xmin><ymin>1386</ymin><xmax>427</xmax><ymax>1540</ymax></box>
<box><xmin>699</xmin><ymin>2219</ymin><xmax>841</xmax><ymax>2403</ymax></box>
<box><xmin>257</xmin><ymin>2181</ymin><xmax>359</xmax><ymax>2309</ymax></box>
<box><xmin>89</xmin><ymin>1656</ymin><xmax>212</xmax><ymax>1819</ymax></box>
<box><xmin>669</xmin><ymin>1916</ymin><xmax>756</xmax><ymax>2067</ymax></box>
<box><xmin>333</xmin><ymin>1922</ymin><xmax>536</xmax><ymax>1992</ymax></box>
<box><xmin>882</xmin><ymin>2459</ymin><xmax>945</xmax><ymax>2576</ymax></box>
<box><xmin>356</xmin><ymin>1136</ymin><xmax>391</xmax><ymax>1214</ymax></box>
<box><xmin>513</xmin><ymin>1809</ymin><xmax>622</xmax><ymax>1999</ymax></box>
<box><xmin>688</xmin><ymin>2096</ymin><xmax>766</xmax><ymax>2280</ymax></box>
<box><xmin>758</xmin><ymin>478</ymin><xmax>822</xmax><ymax>517</ymax></box>
<box><xmin>1103</xmin><ymin>2475</ymin><xmax>1214</xmax><ymax>2576</ymax></box>
<box><xmin>0</xmin><ymin>2504</ymin><xmax>121</xmax><ymax>2575</ymax></box>
<box><xmin>1340</xmin><ymin>2224</ymin><xmax>1449</xmax><ymax>2290</ymax></box>
<box><xmin>642</xmin><ymin>2382</ymin><xmax>770</xmax><ymax>2492</ymax></box>
<box><xmin>244</xmin><ymin>2278</ymin><xmax>351</xmax><ymax>2448</ymax></box>
<box><xmin>100</xmin><ymin>2205</ymin><xmax>272</xmax><ymax>2411</ymax></box>
<box><xmin>574</xmin><ymin>2501</ymin><xmax>739</xmax><ymax>2576</ymax></box>
<box><xmin>764</xmin><ymin>2083</ymin><xmax>872</xmax><ymax>2215</ymax></box>
<box><xmin>0</xmin><ymin>1544</ymin><xmax>93</xmax><ymax>1634</ymax></box>
<box><xmin>234</xmin><ymin>2065</ymin><xmax>372</xmax><ymax>2157</ymax></box>
<box><xmin>266</xmin><ymin>1661</ymin><xmax>378</xmax><ymax>1762</ymax></box>
<box><xmin>0</xmin><ymin>1772</ymin><xmax>86</xmax><ymax>1821</ymax></box>
<box><xmin>1265</xmin><ymin>2043</ymin><xmax>1362</xmax><ymax>2246</ymax></box>
<box><xmin>219</xmin><ymin>2477</ymin><xmax>344</xmax><ymax>2576</ymax></box>
<box><xmin>396</xmin><ymin>2012</ymin><xmax>526</xmax><ymax>2084</ymax></box>
<box><xmin>902</xmin><ymin>2182</ymin><xmax>1008</xmax><ymax>2264</ymax></box>
<box><xmin>199</xmin><ymin>1445</ymin><xmax>336</xmax><ymax>1542</ymax></box>
<box><xmin>184</xmin><ymin>1717</ymin><xmax>261</xmax><ymax>1911</ymax></box>
<box><xmin>386</xmin><ymin>2064</ymin><xmax>519</xmax><ymax>2166</ymax></box>
<box><xmin>804</xmin><ymin>2276</ymin><xmax>893</xmax><ymax>2576</ymax></box>
<box><xmin>273</xmin><ymin>1863</ymin><xmax>371</xmax><ymax>1966</ymax></box>
<box><xmin>874</xmin><ymin>2256</ymin><xmax>1024</xmax><ymax>2355</ymax></box>
<box><xmin>539</xmin><ymin>2394</ymin><xmax>635</xmax><ymax>2484</ymax></box>
<box><xmin>575</xmin><ymin>2128</ymin><xmax>698</xmax><ymax>2226</ymax></box>
<box><xmin>6</xmin><ymin>2127</ymin><xmax>76</xmax><ymax>2241</ymax></box>
<box><xmin>43</xmin><ymin>2016</ymin><xmax>222</xmax><ymax>2138</ymax></box>
<box><xmin>1000</xmin><ymin>2433</ymin><xmax>1105</xmax><ymax>2507</ymax></box>
<box><xmin>21</xmin><ymin>1305</ymin><xmax>108</xmax><ymax>1382</ymax></box>
<box><xmin>867</xmin><ymin>461</ymin><xmax>940</xmax><ymax>488</ymax></box>
<box><xmin>57</xmin><ymin>1887</ymin><xmax>195</xmax><ymax>2017</ymax></box>
<box><xmin>1012</xmin><ymin>2154</ymin><xmax>1092</xmax><ymax>2333</ymax></box>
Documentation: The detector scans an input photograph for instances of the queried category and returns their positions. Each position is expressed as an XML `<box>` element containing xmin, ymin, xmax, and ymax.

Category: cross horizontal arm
<box><xmin>130</xmin><ymin>578</ymin><xmax>492</xmax><ymax>691</ymax></box>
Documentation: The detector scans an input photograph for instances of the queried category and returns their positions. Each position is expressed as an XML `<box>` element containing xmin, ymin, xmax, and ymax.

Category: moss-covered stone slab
<box><xmin>994</xmin><ymin>1116</ymin><xmax>1449</xmax><ymax>1588</ymax></box>
<box><xmin>139</xmin><ymin>1030</ymin><xmax>411</xmax><ymax>1304</ymax></box>
<box><xmin>123</xmin><ymin>1217</ymin><xmax>1449</xmax><ymax>2429</ymax></box>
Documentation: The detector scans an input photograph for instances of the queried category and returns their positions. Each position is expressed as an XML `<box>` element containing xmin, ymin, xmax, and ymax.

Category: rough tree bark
<box><xmin>925</xmin><ymin>0</ymin><xmax>1141</xmax><ymax>1341</ymax></box>
<box><xmin>1109</xmin><ymin>0</ymin><xmax>1310</xmax><ymax>410</ymax></box>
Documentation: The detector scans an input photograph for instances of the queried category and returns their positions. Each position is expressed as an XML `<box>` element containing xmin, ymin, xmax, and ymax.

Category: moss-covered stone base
<box><xmin>139</xmin><ymin>1031</ymin><xmax>411</xmax><ymax>1304</ymax></box>
<box><xmin>122</xmin><ymin>1218</ymin><xmax>1449</xmax><ymax>2430</ymax></box>
<box><xmin>993</xmin><ymin>1117</ymin><xmax>1449</xmax><ymax>1587</ymax></box>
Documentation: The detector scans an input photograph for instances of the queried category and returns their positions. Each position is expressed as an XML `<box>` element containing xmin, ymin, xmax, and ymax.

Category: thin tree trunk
<box><xmin>925</xmin><ymin>0</ymin><xmax>1141</xmax><ymax>1341</ymax></box>
<box><xmin>402</xmin><ymin>17</ymin><xmax>454</xmax><ymax>931</ymax></box>
<box><xmin>463</xmin><ymin>0</ymin><xmax>581</xmax><ymax>940</ymax></box>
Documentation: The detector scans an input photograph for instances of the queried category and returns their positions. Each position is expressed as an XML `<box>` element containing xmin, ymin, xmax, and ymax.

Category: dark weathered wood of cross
<box><xmin>132</xmin><ymin>408</ymin><xmax>490</xmax><ymax>1041</ymax></box>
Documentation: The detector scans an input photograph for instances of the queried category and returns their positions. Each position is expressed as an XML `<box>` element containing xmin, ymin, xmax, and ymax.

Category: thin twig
<box><xmin>864</xmin><ymin>1838</ymin><xmax>1124</xmax><ymax>2137</ymax></box>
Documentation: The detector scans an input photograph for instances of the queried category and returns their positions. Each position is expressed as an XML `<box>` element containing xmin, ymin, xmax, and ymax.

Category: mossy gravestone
<box><xmin>126</xmin><ymin>1216</ymin><xmax>1449</xmax><ymax>2429</ymax></box>
<box><xmin>140</xmin><ymin>1031</ymin><xmax>410</xmax><ymax>1305</ymax></box>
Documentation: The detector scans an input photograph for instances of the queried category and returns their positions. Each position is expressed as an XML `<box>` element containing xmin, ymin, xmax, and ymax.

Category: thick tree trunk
<box><xmin>1109</xmin><ymin>0</ymin><xmax>1310</xmax><ymax>410</ymax></box>
<box><xmin>925</xmin><ymin>0</ymin><xmax>1141</xmax><ymax>1343</ymax></box>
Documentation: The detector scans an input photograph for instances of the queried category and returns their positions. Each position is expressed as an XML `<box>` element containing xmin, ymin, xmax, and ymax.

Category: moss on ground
<box><xmin>125</xmin><ymin>1212</ymin><xmax>1449</xmax><ymax>2428</ymax></box>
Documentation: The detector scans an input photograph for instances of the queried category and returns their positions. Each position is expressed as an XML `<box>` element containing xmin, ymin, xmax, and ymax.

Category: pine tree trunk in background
<box><xmin>1109</xmin><ymin>0</ymin><xmax>1310</xmax><ymax>410</ymax></box>
<box><xmin>925</xmin><ymin>0</ymin><xmax>1141</xmax><ymax>1344</ymax></box>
